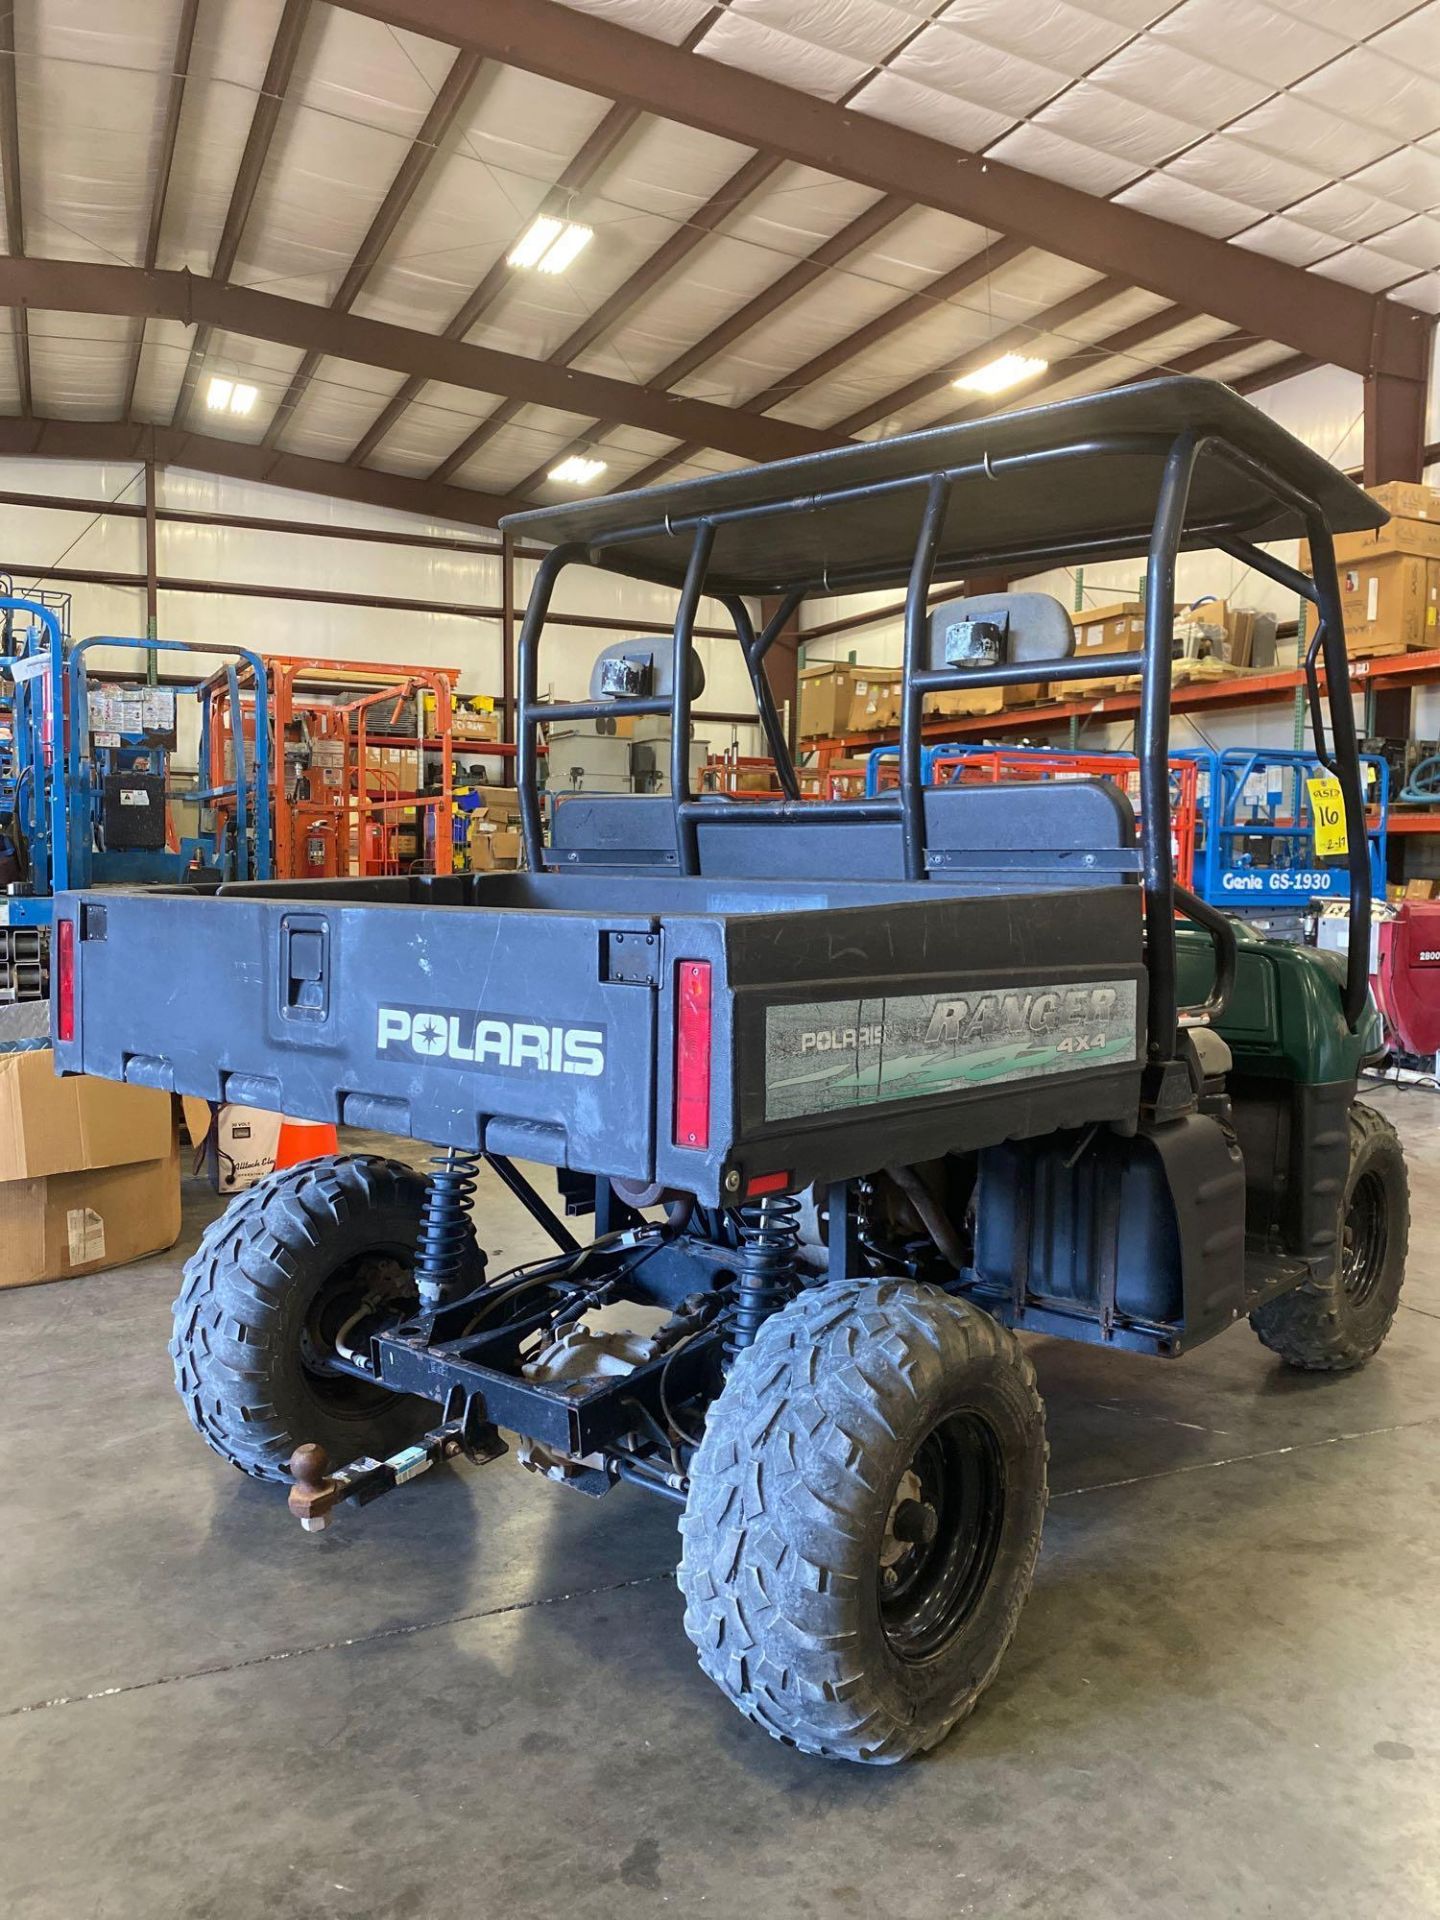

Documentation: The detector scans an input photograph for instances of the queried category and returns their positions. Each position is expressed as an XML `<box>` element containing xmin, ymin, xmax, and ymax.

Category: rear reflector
<box><xmin>745</xmin><ymin>1170</ymin><xmax>790</xmax><ymax>1197</ymax></box>
<box><xmin>55</xmin><ymin>916</ymin><xmax>75</xmax><ymax>1043</ymax></box>
<box><xmin>673</xmin><ymin>960</ymin><xmax>712</xmax><ymax>1149</ymax></box>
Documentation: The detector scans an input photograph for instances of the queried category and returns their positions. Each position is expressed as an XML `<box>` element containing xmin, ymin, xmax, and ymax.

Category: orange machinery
<box><xmin>205</xmin><ymin>655</ymin><xmax>457</xmax><ymax>880</ymax></box>
<box><xmin>702</xmin><ymin>751</ymin><xmax>868</xmax><ymax>803</ymax></box>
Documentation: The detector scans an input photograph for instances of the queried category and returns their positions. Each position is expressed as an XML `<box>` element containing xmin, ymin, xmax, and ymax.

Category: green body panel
<box><xmin>1175</xmin><ymin>923</ymin><xmax>1381</xmax><ymax>1084</ymax></box>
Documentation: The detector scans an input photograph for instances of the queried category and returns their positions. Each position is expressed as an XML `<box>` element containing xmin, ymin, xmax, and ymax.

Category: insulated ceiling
<box><xmin>0</xmin><ymin>0</ymin><xmax>1433</xmax><ymax>524</ymax></box>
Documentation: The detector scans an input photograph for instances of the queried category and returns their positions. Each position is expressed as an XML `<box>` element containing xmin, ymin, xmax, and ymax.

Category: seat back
<box><xmin>551</xmin><ymin>781</ymin><xmax>1139</xmax><ymax>892</ymax></box>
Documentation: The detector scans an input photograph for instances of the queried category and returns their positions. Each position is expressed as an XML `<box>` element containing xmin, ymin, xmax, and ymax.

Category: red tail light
<box><xmin>55</xmin><ymin>916</ymin><xmax>76</xmax><ymax>1043</ymax></box>
<box><xmin>673</xmin><ymin>960</ymin><xmax>712</xmax><ymax>1149</ymax></box>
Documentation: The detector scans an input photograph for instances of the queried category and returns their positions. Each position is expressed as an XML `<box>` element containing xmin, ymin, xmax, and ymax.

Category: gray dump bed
<box><xmin>56</xmin><ymin>846</ymin><xmax>1144</xmax><ymax>1205</ymax></box>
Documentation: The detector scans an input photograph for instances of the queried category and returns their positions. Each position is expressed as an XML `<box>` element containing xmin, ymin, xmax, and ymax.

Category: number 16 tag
<box><xmin>1307</xmin><ymin>773</ymin><xmax>1349</xmax><ymax>858</ymax></box>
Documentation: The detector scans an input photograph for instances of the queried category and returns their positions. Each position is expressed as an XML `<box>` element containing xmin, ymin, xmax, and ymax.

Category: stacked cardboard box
<box><xmin>1050</xmin><ymin>601</ymin><xmax>1143</xmax><ymax>700</ymax></box>
<box><xmin>465</xmin><ymin>784</ymin><xmax>523</xmax><ymax>869</ymax></box>
<box><xmin>1302</xmin><ymin>483</ymin><xmax>1440</xmax><ymax>656</ymax></box>
<box><xmin>925</xmin><ymin>684</ymin><xmax>1006</xmax><ymax>720</ymax></box>
<box><xmin>799</xmin><ymin>665</ymin><xmax>903</xmax><ymax>737</ymax></box>
<box><xmin>0</xmin><ymin>1052</ymin><xmax>180</xmax><ymax>1288</ymax></box>
<box><xmin>451</xmin><ymin>704</ymin><xmax>500</xmax><ymax>743</ymax></box>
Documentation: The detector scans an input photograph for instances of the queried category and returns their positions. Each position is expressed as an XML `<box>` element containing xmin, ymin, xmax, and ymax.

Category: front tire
<box><xmin>1251</xmin><ymin>1102</ymin><xmax>1409</xmax><ymax>1372</ymax></box>
<box><xmin>171</xmin><ymin>1154</ymin><xmax>479</xmax><ymax>1481</ymax></box>
<box><xmin>678</xmin><ymin>1279</ymin><xmax>1047</xmax><ymax>1764</ymax></box>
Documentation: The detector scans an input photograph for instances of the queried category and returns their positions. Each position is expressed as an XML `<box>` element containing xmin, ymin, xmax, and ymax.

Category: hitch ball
<box><xmin>288</xmin><ymin>1442</ymin><xmax>338</xmax><ymax>1531</ymax></box>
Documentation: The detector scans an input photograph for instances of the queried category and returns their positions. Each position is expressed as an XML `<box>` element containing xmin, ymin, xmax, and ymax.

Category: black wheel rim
<box><xmin>1341</xmin><ymin>1169</ymin><xmax>1388</xmax><ymax>1309</ymax></box>
<box><xmin>878</xmin><ymin>1410</ymin><xmax>1007</xmax><ymax>1665</ymax></box>
<box><xmin>298</xmin><ymin>1249</ymin><xmax>417</xmax><ymax>1417</ymax></box>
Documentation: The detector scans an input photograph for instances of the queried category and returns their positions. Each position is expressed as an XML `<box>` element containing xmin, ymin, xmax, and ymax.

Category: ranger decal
<box><xmin>764</xmin><ymin>979</ymin><xmax>1138</xmax><ymax>1120</ymax></box>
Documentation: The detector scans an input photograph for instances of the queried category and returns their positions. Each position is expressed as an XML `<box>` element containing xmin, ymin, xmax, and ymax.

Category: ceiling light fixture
<box><xmin>548</xmin><ymin>454</ymin><xmax>607</xmax><ymax>485</ymax></box>
<box><xmin>206</xmin><ymin>376</ymin><xmax>258</xmax><ymax>416</ymax></box>
<box><xmin>508</xmin><ymin>214</ymin><xmax>593</xmax><ymax>274</ymax></box>
<box><xmin>954</xmin><ymin>352</ymin><xmax>1048</xmax><ymax>397</ymax></box>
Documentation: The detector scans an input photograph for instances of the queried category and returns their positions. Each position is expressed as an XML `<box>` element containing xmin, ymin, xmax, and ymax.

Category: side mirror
<box><xmin>588</xmin><ymin>638</ymin><xmax>706</xmax><ymax>702</ymax></box>
<box><xmin>927</xmin><ymin>592</ymin><xmax>1075</xmax><ymax>669</ymax></box>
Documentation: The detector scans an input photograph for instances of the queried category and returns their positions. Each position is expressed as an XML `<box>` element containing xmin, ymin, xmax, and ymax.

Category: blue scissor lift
<box><xmin>1178</xmin><ymin>747</ymin><xmax>1388</xmax><ymax>929</ymax></box>
<box><xmin>0</xmin><ymin>592</ymin><xmax>273</xmax><ymax>1000</ymax></box>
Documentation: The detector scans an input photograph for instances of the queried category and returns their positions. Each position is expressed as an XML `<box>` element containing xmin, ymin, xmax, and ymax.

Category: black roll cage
<box><xmin>512</xmin><ymin>426</ymin><xmax>1373</xmax><ymax>1061</ymax></box>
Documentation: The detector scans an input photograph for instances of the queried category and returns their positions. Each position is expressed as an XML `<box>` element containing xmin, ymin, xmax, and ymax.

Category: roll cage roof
<box><xmin>502</xmin><ymin>376</ymin><xmax>1379</xmax><ymax>1075</ymax></box>
<box><xmin>502</xmin><ymin>377</ymin><xmax>1385</xmax><ymax>596</ymax></box>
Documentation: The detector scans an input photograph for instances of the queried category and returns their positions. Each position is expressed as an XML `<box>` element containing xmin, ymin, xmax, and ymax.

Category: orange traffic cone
<box><xmin>272</xmin><ymin>1116</ymin><xmax>341</xmax><ymax>1170</ymax></box>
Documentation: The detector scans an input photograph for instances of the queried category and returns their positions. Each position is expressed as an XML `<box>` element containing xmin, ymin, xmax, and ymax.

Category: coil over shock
<box><xmin>414</xmin><ymin>1148</ymin><xmax>480</xmax><ymax>1310</ymax></box>
<box><xmin>725</xmin><ymin>1193</ymin><xmax>801</xmax><ymax>1359</ymax></box>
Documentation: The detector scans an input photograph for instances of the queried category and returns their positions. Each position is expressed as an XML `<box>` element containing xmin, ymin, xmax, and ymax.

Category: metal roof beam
<box><xmin>0</xmin><ymin>2</ymin><xmax>30</xmax><ymax>414</ymax></box>
<box><xmin>170</xmin><ymin>0</ymin><xmax>313</xmax><ymax>429</ymax></box>
<box><xmin>429</xmin><ymin>147</ymin><xmax>781</xmax><ymax>482</ymax></box>
<box><xmin>1364</xmin><ymin>362</ymin><xmax>1433</xmax><ymax>484</ymax></box>
<box><xmin>343</xmin><ymin>0</ymin><xmax>1432</xmax><ymax>382</ymax></box>
<box><xmin>343</xmin><ymin>95</ymin><xmax>647</xmax><ymax>466</ymax></box>
<box><xmin>505</xmin><ymin>190</ymin><xmax>911</xmax><ymax>497</ymax></box>
<box><xmin>120</xmin><ymin>0</ymin><xmax>200</xmax><ymax>420</ymax></box>
<box><xmin>838</xmin><ymin>276</ymin><xmax>1132</xmax><ymax>436</ymax></box>
<box><xmin>262</xmin><ymin>42</ymin><xmax>484</xmax><ymax>449</ymax></box>
<box><xmin>568</xmin><ymin>236</ymin><xmax>1034</xmax><ymax>500</ymax></box>
<box><xmin>0</xmin><ymin>256</ymin><xmax>832</xmax><ymax>465</ymax></box>
<box><xmin>349</xmin><ymin>8</ymin><xmax>728</xmax><ymax>469</ymax></box>
<box><xmin>0</xmin><ymin>414</ymin><xmax>518</xmax><ymax>528</ymax></box>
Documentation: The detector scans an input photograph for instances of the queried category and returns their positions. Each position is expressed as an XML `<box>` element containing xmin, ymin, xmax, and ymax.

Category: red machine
<box><xmin>1374</xmin><ymin>901</ymin><xmax>1440</xmax><ymax>1054</ymax></box>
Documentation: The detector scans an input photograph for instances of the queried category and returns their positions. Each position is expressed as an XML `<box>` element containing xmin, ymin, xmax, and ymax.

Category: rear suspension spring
<box><xmin>726</xmin><ymin>1193</ymin><xmax>801</xmax><ymax>1359</ymax></box>
<box><xmin>414</xmin><ymin>1148</ymin><xmax>480</xmax><ymax>1309</ymax></box>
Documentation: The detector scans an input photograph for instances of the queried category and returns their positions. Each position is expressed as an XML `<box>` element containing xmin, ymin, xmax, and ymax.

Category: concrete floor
<box><xmin>3</xmin><ymin>1092</ymin><xmax>1439</xmax><ymax>1920</ymax></box>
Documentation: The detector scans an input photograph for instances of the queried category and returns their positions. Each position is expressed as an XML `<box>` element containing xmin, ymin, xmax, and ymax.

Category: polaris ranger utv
<box><xmin>53</xmin><ymin>379</ymin><xmax>1408</xmax><ymax>1764</ymax></box>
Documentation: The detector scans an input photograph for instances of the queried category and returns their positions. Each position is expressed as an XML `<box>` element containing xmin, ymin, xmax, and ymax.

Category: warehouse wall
<box><xmin>0</xmin><ymin>457</ymin><xmax>766</xmax><ymax>757</ymax></box>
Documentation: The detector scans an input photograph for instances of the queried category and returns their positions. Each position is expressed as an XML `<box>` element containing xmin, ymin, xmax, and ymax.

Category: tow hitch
<box><xmin>287</xmin><ymin>1407</ymin><xmax>507</xmax><ymax>1532</ymax></box>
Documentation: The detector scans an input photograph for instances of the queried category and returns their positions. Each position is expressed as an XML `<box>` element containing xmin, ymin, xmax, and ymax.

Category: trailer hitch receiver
<box><xmin>287</xmin><ymin>1410</ymin><xmax>507</xmax><ymax>1532</ymax></box>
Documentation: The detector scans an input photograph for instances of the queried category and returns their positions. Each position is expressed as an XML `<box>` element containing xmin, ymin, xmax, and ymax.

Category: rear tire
<box><xmin>1251</xmin><ymin>1102</ymin><xmax>1408</xmax><ymax>1372</ymax></box>
<box><xmin>678</xmin><ymin>1278</ymin><xmax>1047</xmax><ymax>1764</ymax></box>
<box><xmin>171</xmin><ymin>1154</ymin><xmax>480</xmax><ymax>1481</ymax></box>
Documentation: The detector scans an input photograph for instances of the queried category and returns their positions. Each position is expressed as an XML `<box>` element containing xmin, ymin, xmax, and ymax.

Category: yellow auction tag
<box><xmin>1307</xmin><ymin>773</ymin><xmax>1349</xmax><ymax>857</ymax></box>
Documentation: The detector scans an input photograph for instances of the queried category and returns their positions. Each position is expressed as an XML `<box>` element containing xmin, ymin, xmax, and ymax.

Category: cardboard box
<box><xmin>1001</xmin><ymin>681</ymin><xmax>1047</xmax><ymax>708</ymax></box>
<box><xmin>1312</xmin><ymin>520</ymin><xmax>1440</xmax><ymax>565</ymax></box>
<box><xmin>0</xmin><ymin>1049</ymin><xmax>173</xmax><ymax>1182</ymax></box>
<box><xmin>1366</xmin><ymin>482</ymin><xmax>1440</xmax><ymax>522</ymax></box>
<box><xmin>1336</xmin><ymin>554</ymin><xmax>1440</xmax><ymax>655</ymax></box>
<box><xmin>0</xmin><ymin>1050</ymin><xmax>180</xmax><ymax>1288</ymax></box>
<box><xmin>451</xmin><ymin>708</ymin><xmax>500</xmax><ymax>743</ymax></box>
<box><xmin>925</xmin><ymin>685</ymin><xmax>1005</xmax><ymax>720</ymax></box>
<box><xmin>0</xmin><ymin>1147</ymin><xmax>182</xmax><ymax>1290</ymax></box>
<box><xmin>799</xmin><ymin>665</ymin><xmax>902</xmax><ymax>737</ymax></box>
<box><xmin>799</xmin><ymin>665</ymin><xmax>861</xmax><ymax>739</ymax></box>
<box><xmin>1073</xmin><ymin>602</ymin><xmax>1145</xmax><ymax>658</ymax></box>
<box><xmin>845</xmin><ymin>671</ymin><xmax>902</xmax><ymax>734</ymax></box>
